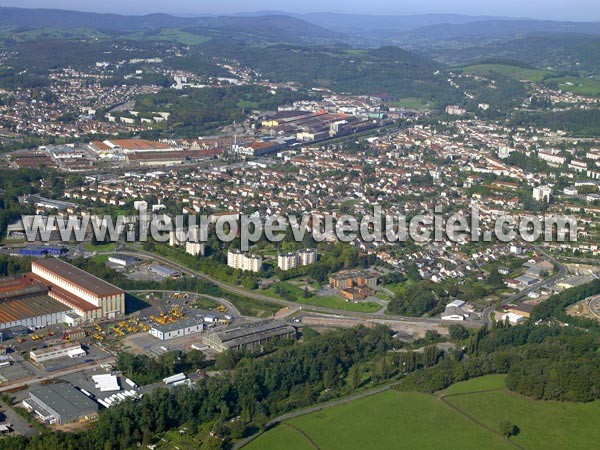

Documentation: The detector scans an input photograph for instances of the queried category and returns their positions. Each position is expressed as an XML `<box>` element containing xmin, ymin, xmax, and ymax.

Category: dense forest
<box><xmin>199</xmin><ymin>41</ymin><xmax>461</xmax><ymax>104</ymax></box>
<box><xmin>512</xmin><ymin>108</ymin><xmax>600</xmax><ymax>136</ymax></box>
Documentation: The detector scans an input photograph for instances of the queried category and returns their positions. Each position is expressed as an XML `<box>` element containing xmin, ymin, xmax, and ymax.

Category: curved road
<box><xmin>115</xmin><ymin>248</ymin><xmax>468</xmax><ymax>327</ymax></box>
<box><xmin>129</xmin><ymin>289</ymin><xmax>241</xmax><ymax>317</ymax></box>
<box><xmin>483</xmin><ymin>246</ymin><xmax>568</xmax><ymax>328</ymax></box>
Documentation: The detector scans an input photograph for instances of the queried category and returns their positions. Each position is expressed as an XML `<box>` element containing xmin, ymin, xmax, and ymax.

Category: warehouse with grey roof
<box><xmin>23</xmin><ymin>383</ymin><xmax>98</xmax><ymax>424</ymax></box>
<box><xmin>204</xmin><ymin>319</ymin><xmax>296</xmax><ymax>352</ymax></box>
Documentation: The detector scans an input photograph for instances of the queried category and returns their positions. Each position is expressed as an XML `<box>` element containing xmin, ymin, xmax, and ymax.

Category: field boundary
<box><xmin>440</xmin><ymin>390</ymin><xmax>525</xmax><ymax>450</ymax></box>
<box><xmin>283</xmin><ymin>423</ymin><xmax>322</xmax><ymax>450</ymax></box>
<box><xmin>234</xmin><ymin>381</ymin><xmax>400</xmax><ymax>449</ymax></box>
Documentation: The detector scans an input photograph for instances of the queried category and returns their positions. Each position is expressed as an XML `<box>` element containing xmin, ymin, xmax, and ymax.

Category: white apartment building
<box><xmin>533</xmin><ymin>186</ymin><xmax>553</xmax><ymax>203</ymax></box>
<box><xmin>277</xmin><ymin>248</ymin><xmax>317</xmax><ymax>271</ymax></box>
<box><xmin>278</xmin><ymin>253</ymin><xmax>299</xmax><ymax>271</ymax></box>
<box><xmin>227</xmin><ymin>250</ymin><xmax>263</xmax><ymax>273</ymax></box>
<box><xmin>538</xmin><ymin>150</ymin><xmax>566</xmax><ymax>166</ymax></box>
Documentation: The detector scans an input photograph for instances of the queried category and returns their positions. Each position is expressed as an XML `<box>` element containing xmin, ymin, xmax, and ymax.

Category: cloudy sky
<box><xmin>0</xmin><ymin>0</ymin><xmax>598</xmax><ymax>21</ymax></box>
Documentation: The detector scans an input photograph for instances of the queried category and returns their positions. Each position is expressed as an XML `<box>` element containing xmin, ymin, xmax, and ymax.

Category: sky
<box><xmin>0</xmin><ymin>0</ymin><xmax>598</xmax><ymax>22</ymax></box>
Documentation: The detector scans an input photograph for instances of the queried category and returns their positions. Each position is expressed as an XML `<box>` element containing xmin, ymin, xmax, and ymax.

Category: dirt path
<box><xmin>284</xmin><ymin>423</ymin><xmax>322</xmax><ymax>450</ymax></box>
<box><xmin>439</xmin><ymin>390</ymin><xmax>526</xmax><ymax>450</ymax></box>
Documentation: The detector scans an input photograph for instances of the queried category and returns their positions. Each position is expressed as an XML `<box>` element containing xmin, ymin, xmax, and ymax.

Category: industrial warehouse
<box><xmin>0</xmin><ymin>275</ymin><xmax>72</xmax><ymax>330</ymax></box>
<box><xmin>23</xmin><ymin>383</ymin><xmax>98</xmax><ymax>425</ymax></box>
<box><xmin>204</xmin><ymin>319</ymin><xmax>296</xmax><ymax>352</ymax></box>
<box><xmin>31</xmin><ymin>259</ymin><xmax>126</xmax><ymax>320</ymax></box>
<box><xmin>0</xmin><ymin>259</ymin><xmax>126</xmax><ymax>330</ymax></box>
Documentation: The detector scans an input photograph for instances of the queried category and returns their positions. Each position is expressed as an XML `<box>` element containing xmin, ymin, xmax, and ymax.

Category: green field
<box><xmin>297</xmin><ymin>295</ymin><xmax>381</xmax><ymax>313</ymax></box>
<box><xmin>461</xmin><ymin>64</ymin><xmax>551</xmax><ymax>82</ymax></box>
<box><xmin>245</xmin><ymin>390</ymin><xmax>513</xmax><ymax>450</ymax></box>
<box><xmin>262</xmin><ymin>281</ymin><xmax>381</xmax><ymax>313</ymax></box>
<box><xmin>246</xmin><ymin>375</ymin><xmax>600</xmax><ymax>450</ymax></box>
<box><xmin>90</xmin><ymin>254</ymin><xmax>109</xmax><ymax>264</ymax></box>
<box><xmin>384</xmin><ymin>97</ymin><xmax>430</xmax><ymax>109</ymax></box>
<box><xmin>459</xmin><ymin>64</ymin><xmax>600</xmax><ymax>96</ymax></box>
<box><xmin>441</xmin><ymin>374</ymin><xmax>507</xmax><ymax>395</ymax></box>
<box><xmin>125</xmin><ymin>29</ymin><xmax>211</xmax><ymax>45</ymax></box>
<box><xmin>446</xmin><ymin>383</ymin><xmax>600</xmax><ymax>450</ymax></box>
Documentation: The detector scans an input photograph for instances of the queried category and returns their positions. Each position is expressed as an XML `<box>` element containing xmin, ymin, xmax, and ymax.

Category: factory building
<box><xmin>150</xmin><ymin>264</ymin><xmax>182</xmax><ymax>278</ymax></box>
<box><xmin>30</xmin><ymin>342</ymin><xmax>86</xmax><ymax>363</ymax></box>
<box><xmin>107</xmin><ymin>254</ymin><xmax>140</xmax><ymax>267</ymax></box>
<box><xmin>204</xmin><ymin>319</ymin><xmax>296</xmax><ymax>352</ymax></box>
<box><xmin>31</xmin><ymin>259</ymin><xmax>125</xmax><ymax>320</ymax></box>
<box><xmin>149</xmin><ymin>318</ymin><xmax>204</xmax><ymax>341</ymax></box>
<box><xmin>0</xmin><ymin>275</ymin><xmax>71</xmax><ymax>330</ymax></box>
<box><xmin>23</xmin><ymin>383</ymin><xmax>98</xmax><ymax>425</ymax></box>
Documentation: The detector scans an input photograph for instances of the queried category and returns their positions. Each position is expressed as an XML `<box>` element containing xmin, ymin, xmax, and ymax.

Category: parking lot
<box><xmin>0</xmin><ymin>353</ymin><xmax>39</xmax><ymax>382</ymax></box>
<box><xmin>36</xmin><ymin>344</ymin><xmax>112</xmax><ymax>373</ymax></box>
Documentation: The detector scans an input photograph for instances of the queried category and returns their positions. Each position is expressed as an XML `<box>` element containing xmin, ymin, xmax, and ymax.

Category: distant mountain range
<box><xmin>235</xmin><ymin>11</ymin><xmax>600</xmax><ymax>42</ymax></box>
<box><xmin>0</xmin><ymin>7</ymin><xmax>342</xmax><ymax>43</ymax></box>
<box><xmin>1</xmin><ymin>7</ymin><xmax>600</xmax><ymax>46</ymax></box>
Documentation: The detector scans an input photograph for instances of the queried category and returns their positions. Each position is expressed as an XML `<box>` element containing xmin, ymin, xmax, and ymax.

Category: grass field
<box><xmin>245</xmin><ymin>424</ymin><xmax>314</xmax><ymax>450</ymax></box>
<box><xmin>441</xmin><ymin>374</ymin><xmax>507</xmax><ymax>395</ymax></box>
<box><xmin>125</xmin><ymin>29</ymin><xmax>211</xmax><ymax>45</ymax></box>
<box><xmin>384</xmin><ymin>97</ymin><xmax>429</xmax><ymax>109</ymax></box>
<box><xmin>90</xmin><ymin>254</ymin><xmax>109</xmax><ymax>264</ymax></box>
<box><xmin>246</xmin><ymin>375</ymin><xmax>600</xmax><ymax>450</ymax></box>
<box><xmin>461</xmin><ymin>64</ymin><xmax>551</xmax><ymax>82</ymax></box>
<box><xmin>459</xmin><ymin>64</ymin><xmax>600</xmax><ymax>96</ymax></box>
<box><xmin>297</xmin><ymin>295</ymin><xmax>381</xmax><ymax>313</ymax></box>
<box><xmin>262</xmin><ymin>281</ymin><xmax>381</xmax><ymax>313</ymax></box>
<box><xmin>446</xmin><ymin>382</ymin><xmax>600</xmax><ymax>450</ymax></box>
<box><xmin>245</xmin><ymin>390</ymin><xmax>513</xmax><ymax>450</ymax></box>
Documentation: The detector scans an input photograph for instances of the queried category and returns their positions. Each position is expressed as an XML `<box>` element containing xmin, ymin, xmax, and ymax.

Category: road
<box><xmin>115</xmin><ymin>248</ymin><xmax>478</xmax><ymax>328</ymax></box>
<box><xmin>483</xmin><ymin>246</ymin><xmax>568</xmax><ymax>327</ymax></box>
<box><xmin>0</xmin><ymin>357</ymin><xmax>115</xmax><ymax>394</ymax></box>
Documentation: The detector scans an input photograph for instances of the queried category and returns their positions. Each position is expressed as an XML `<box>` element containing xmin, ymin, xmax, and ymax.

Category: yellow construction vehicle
<box><xmin>216</xmin><ymin>305</ymin><xmax>227</xmax><ymax>313</ymax></box>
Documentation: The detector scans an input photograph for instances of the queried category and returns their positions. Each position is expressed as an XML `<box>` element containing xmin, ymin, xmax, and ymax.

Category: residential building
<box><xmin>227</xmin><ymin>250</ymin><xmax>263</xmax><ymax>273</ymax></box>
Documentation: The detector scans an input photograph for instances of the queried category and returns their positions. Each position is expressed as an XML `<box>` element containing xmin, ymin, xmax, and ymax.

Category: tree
<box><xmin>448</xmin><ymin>324</ymin><xmax>470</xmax><ymax>341</ymax></box>
<box><xmin>499</xmin><ymin>420</ymin><xmax>519</xmax><ymax>439</ymax></box>
<box><xmin>200</xmin><ymin>436</ymin><xmax>224</xmax><ymax>450</ymax></box>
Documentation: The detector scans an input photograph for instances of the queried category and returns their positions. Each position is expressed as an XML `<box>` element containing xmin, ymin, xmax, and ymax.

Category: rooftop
<box><xmin>151</xmin><ymin>318</ymin><xmax>203</xmax><ymax>334</ymax></box>
<box><xmin>32</xmin><ymin>259</ymin><xmax>124</xmax><ymax>298</ymax></box>
<box><xmin>29</xmin><ymin>383</ymin><xmax>98</xmax><ymax>418</ymax></box>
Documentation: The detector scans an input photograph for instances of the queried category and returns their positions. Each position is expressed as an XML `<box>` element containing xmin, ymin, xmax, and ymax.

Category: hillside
<box><xmin>431</xmin><ymin>34</ymin><xmax>600</xmax><ymax>76</ymax></box>
<box><xmin>199</xmin><ymin>42</ymin><xmax>457</xmax><ymax>102</ymax></box>
<box><xmin>0</xmin><ymin>7</ymin><xmax>342</xmax><ymax>43</ymax></box>
<box><xmin>246</xmin><ymin>375</ymin><xmax>600</xmax><ymax>450</ymax></box>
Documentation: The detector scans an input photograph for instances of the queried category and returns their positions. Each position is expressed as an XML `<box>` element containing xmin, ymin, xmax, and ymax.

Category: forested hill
<box><xmin>199</xmin><ymin>41</ymin><xmax>457</xmax><ymax>102</ymax></box>
<box><xmin>0</xmin><ymin>7</ymin><xmax>342</xmax><ymax>42</ymax></box>
<box><xmin>429</xmin><ymin>34</ymin><xmax>600</xmax><ymax>76</ymax></box>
